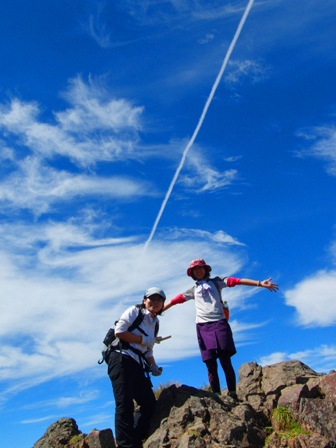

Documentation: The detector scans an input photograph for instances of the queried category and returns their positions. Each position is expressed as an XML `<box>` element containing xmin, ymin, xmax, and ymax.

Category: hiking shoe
<box><xmin>228</xmin><ymin>391</ymin><xmax>239</xmax><ymax>400</ymax></box>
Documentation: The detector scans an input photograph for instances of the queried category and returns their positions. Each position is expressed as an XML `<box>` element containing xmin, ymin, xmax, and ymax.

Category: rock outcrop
<box><xmin>34</xmin><ymin>360</ymin><xmax>336</xmax><ymax>448</ymax></box>
<box><xmin>33</xmin><ymin>417</ymin><xmax>115</xmax><ymax>448</ymax></box>
<box><xmin>145</xmin><ymin>360</ymin><xmax>336</xmax><ymax>448</ymax></box>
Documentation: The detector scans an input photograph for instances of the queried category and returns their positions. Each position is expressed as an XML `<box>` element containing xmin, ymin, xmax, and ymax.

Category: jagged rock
<box><xmin>237</xmin><ymin>361</ymin><xmax>263</xmax><ymax>395</ymax></box>
<box><xmin>261</xmin><ymin>360</ymin><xmax>319</xmax><ymax>396</ymax></box>
<box><xmin>300</xmin><ymin>396</ymin><xmax>336</xmax><ymax>442</ymax></box>
<box><xmin>33</xmin><ymin>418</ymin><xmax>81</xmax><ymax>448</ymax></box>
<box><xmin>277</xmin><ymin>383</ymin><xmax>311</xmax><ymax>413</ymax></box>
<box><xmin>144</xmin><ymin>360</ymin><xmax>336</xmax><ymax>448</ymax></box>
<box><xmin>144</xmin><ymin>384</ymin><xmax>268</xmax><ymax>448</ymax></box>
<box><xmin>86</xmin><ymin>429</ymin><xmax>115</xmax><ymax>448</ymax></box>
<box><xmin>265</xmin><ymin>431</ymin><xmax>331</xmax><ymax>448</ymax></box>
<box><xmin>33</xmin><ymin>418</ymin><xmax>115</xmax><ymax>448</ymax></box>
<box><xmin>34</xmin><ymin>361</ymin><xmax>336</xmax><ymax>448</ymax></box>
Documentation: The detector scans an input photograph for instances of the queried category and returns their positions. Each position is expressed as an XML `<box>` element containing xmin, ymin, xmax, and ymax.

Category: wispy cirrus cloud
<box><xmin>22</xmin><ymin>390</ymin><xmax>100</xmax><ymax>411</ymax></box>
<box><xmin>197</xmin><ymin>33</ymin><xmax>215</xmax><ymax>45</ymax></box>
<box><xmin>161</xmin><ymin>228</ymin><xmax>245</xmax><ymax>247</ymax></box>
<box><xmin>259</xmin><ymin>344</ymin><xmax>336</xmax><ymax>373</ymax></box>
<box><xmin>0</xmin><ymin>76</ymin><xmax>170</xmax><ymax>218</ymax></box>
<box><xmin>296</xmin><ymin>124</ymin><xmax>336</xmax><ymax>176</ymax></box>
<box><xmin>180</xmin><ymin>148</ymin><xmax>238</xmax><ymax>192</ymax></box>
<box><xmin>0</xmin><ymin>75</ymin><xmax>242</xmax><ymax>226</ymax></box>
<box><xmin>119</xmin><ymin>0</ymin><xmax>251</xmax><ymax>25</ymax></box>
<box><xmin>224</xmin><ymin>59</ymin><xmax>270</xmax><ymax>85</ymax></box>
<box><xmin>58</xmin><ymin>77</ymin><xmax>143</xmax><ymax>133</ymax></box>
<box><xmin>0</xmin><ymin>77</ymin><xmax>143</xmax><ymax>167</ymax></box>
<box><xmin>0</xmin><ymin>156</ymin><xmax>156</xmax><ymax>215</ymax></box>
<box><xmin>86</xmin><ymin>10</ymin><xmax>112</xmax><ymax>49</ymax></box>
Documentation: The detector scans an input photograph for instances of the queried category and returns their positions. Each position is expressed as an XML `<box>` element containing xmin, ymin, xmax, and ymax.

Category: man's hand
<box><xmin>150</xmin><ymin>364</ymin><xmax>163</xmax><ymax>376</ymax></box>
<box><xmin>141</xmin><ymin>335</ymin><xmax>172</xmax><ymax>347</ymax></box>
<box><xmin>140</xmin><ymin>335</ymin><xmax>155</xmax><ymax>348</ymax></box>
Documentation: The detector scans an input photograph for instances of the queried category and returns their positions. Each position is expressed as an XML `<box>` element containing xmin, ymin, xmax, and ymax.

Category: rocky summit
<box><xmin>34</xmin><ymin>360</ymin><xmax>336</xmax><ymax>448</ymax></box>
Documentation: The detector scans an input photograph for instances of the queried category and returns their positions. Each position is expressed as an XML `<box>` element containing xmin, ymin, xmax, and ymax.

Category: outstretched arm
<box><xmin>162</xmin><ymin>293</ymin><xmax>186</xmax><ymax>312</ymax></box>
<box><xmin>239</xmin><ymin>277</ymin><xmax>278</xmax><ymax>292</ymax></box>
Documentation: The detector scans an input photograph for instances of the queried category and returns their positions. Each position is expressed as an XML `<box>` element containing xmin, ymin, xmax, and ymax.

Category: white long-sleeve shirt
<box><xmin>114</xmin><ymin>305</ymin><xmax>159</xmax><ymax>364</ymax></box>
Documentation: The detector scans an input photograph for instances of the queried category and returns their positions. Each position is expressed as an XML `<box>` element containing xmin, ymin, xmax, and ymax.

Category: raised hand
<box><xmin>260</xmin><ymin>278</ymin><xmax>279</xmax><ymax>292</ymax></box>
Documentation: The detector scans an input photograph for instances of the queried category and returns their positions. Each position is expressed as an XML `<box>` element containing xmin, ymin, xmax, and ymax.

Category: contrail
<box><xmin>144</xmin><ymin>0</ymin><xmax>255</xmax><ymax>251</ymax></box>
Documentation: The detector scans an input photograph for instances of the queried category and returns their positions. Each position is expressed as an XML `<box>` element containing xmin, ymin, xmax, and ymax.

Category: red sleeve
<box><xmin>226</xmin><ymin>277</ymin><xmax>241</xmax><ymax>287</ymax></box>
<box><xmin>170</xmin><ymin>293</ymin><xmax>186</xmax><ymax>305</ymax></box>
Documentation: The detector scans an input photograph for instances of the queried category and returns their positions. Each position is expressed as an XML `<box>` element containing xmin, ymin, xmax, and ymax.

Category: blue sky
<box><xmin>1</xmin><ymin>0</ymin><xmax>336</xmax><ymax>446</ymax></box>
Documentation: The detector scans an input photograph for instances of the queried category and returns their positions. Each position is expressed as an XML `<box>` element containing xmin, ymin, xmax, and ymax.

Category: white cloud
<box><xmin>0</xmin><ymin>141</ymin><xmax>16</xmax><ymax>162</ymax></box>
<box><xmin>180</xmin><ymin>148</ymin><xmax>238</xmax><ymax>192</ymax></box>
<box><xmin>290</xmin><ymin>345</ymin><xmax>336</xmax><ymax>368</ymax></box>
<box><xmin>0</xmin><ymin>77</ymin><xmax>143</xmax><ymax>167</ymax></box>
<box><xmin>190</xmin><ymin>2</ymin><xmax>250</xmax><ymax>22</ymax></box>
<box><xmin>0</xmin><ymin>156</ymin><xmax>155</xmax><ymax>215</ymax></box>
<box><xmin>197</xmin><ymin>33</ymin><xmax>214</xmax><ymax>45</ymax></box>
<box><xmin>297</xmin><ymin>125</ymin><xmax>336</xmax><ymax>176</ymax></box>
<box><xmin>260</xmin><ymin>239</ymin><xmax>336</xmax><ymax>371</ymax></box>
<box><xmin>284</xmin><ymin>269</ymin><xmax>336</xmax><ymax>327</ymax></box>
<box><xmin>86</xmin><ymin>10</ymin><xmax>112</xmax><ymax>49</ymax></box>
<box><xmin>161</xmin><ymin>227</ymin><xmax>245</xmax><ymax>246</ymax></box>
<box><xmin>3</xmin><ymin>210</ymin><xmax>332</xmax><ymax>407</ymax></box>
<box><xmin>21</xmin><ymin>415</ymin><xmax>55</xmax><ymax>425</ymax></box>
<box><xmin>58</xmin><ymin>77</ymin><xmax>143</xmax><ymax>133</ymax></box>
<box><xmin>0</xmin><ymin>223</ymin><xmax>254</xmax><ymax>404</ymax></box>
<box><xmin>259</xmin><ymin>344</ymin><xmax>336</xmax><ymax>373</ymax></box>
<box><xmin>197</xmin><ymin>168</ymin><xmax>238</xmax><ymax>192</ymax></box>
<box><xmin>330</xmin><ymin>239</ymin><xmax>336</xmax><ymax>264</ymax></box>
<box><xmin>259</xmin><ymin>351</ymin><xmax>288</xmax><ymax>367</ymax></box>
<box><xmin>22</xmin><ymin>390</ymin><xmax>100</xmax><ymax>411</ymax></box>
<box><xmin>224</xmin><ymin>59</ymin><xmax>270</xmax><ymax>85</ymax></box>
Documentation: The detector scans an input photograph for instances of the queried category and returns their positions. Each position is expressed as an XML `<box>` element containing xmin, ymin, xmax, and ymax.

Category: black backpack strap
<box><xmin>125</xmin><ymin>308</ymin><xmax>157</xmax><ymax>384</ymax></box>
<box><xmin>99</xmin><ymin>306</ymin><xmax>145</xmax><ymax>364</ymax></box>
<box><xmin>128</xmin><ymin>305</ymin><xmax>145</xmax><ymax>332</ymax></box>
<box><xmin>101</xmin><ymin>305</ymin><xmax>157</xmax><ymax>372</ymax></box>
<box><xmin>128</xmin><ymin>305</ymin><xmax>158</xmax><ymax>337</ymax></box>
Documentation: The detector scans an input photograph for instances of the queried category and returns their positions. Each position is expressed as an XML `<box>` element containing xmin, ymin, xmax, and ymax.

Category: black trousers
<box><xmin>204</xmin><ymin>351</ymin><xmax>236</xmax><ymax>394</ymax></box>
<box><xmin>108</xmin><ymin>352</ymin><xmax>156</xmax><ymax>448</ymax></box>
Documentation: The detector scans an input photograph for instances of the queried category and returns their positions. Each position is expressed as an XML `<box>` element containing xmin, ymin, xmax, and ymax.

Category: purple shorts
<box><xmin>196</xmin><ymin>319</ymin><xmax>236</xmax><ymax>362</ymax></box>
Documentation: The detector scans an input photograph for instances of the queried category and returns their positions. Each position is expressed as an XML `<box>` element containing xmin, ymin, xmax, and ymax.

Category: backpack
<box><xmin>98</xmin><ymin>304</ymin><xmax>159</xmax><ymax>365</ymax></box>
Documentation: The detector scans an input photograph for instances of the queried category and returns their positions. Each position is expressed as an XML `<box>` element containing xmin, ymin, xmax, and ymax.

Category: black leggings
<box><xmin>204</xmin><ymin>351</ymin><xmax>236</xmax><ymax>394</ymax></box>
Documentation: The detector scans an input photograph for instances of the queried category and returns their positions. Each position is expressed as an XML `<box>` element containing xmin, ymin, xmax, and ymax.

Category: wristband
<box><xmin>170</xmin><ymin>293</ymin><xmax>186</xmax><ymax>305</ymax></box>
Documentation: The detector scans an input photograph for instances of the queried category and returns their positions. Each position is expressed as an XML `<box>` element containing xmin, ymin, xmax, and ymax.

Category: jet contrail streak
<box><xmin>144</xmin><ymin>0</ymin><xmax>255</xmax><ymax>251</ymax></box>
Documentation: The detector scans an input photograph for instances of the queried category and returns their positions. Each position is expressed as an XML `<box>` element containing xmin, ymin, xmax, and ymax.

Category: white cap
<box><xmin>144</xmin><ymin>287</ymin><xmax>166</xmax><ymax>301</ymax></box>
